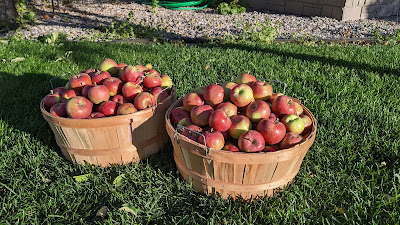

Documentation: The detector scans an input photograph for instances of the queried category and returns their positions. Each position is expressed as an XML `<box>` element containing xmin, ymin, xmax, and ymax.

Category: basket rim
<box><xmin>166</xmin><ymin>97</ymin><xmax>317</xmax><ymax>156</ymax></box>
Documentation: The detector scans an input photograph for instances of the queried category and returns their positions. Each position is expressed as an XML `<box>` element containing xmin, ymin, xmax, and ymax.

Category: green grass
<box><xmin>0</xmin><ymin>40</ymin><xmax>399</xmax><ymax>224</ymax></box>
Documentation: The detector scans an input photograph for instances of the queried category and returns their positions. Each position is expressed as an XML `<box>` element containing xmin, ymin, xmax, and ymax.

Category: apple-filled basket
<box><xmin>165</xmin><ymin>75</ymin><xmax>317</xmax><ymax>200</ymax></box>
<box><xmin>40</xmin><ymin>59</ymin><xmax>176</xmax><ymax>167</ymax></box>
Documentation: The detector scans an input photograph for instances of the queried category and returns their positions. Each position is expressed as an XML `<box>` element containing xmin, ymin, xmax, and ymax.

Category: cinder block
<box><xmin>304</xmin><ymin>3</ymin><xmax>322</xmax><ymax>8</ymax></box>
<box><xmin>361</xmin><ymin>4</ymin><xmax>380</xmax><ymax>12</ymax></box>
<box><xmin>331</xmin><ymin>6</ymin><xmax>343</xmax><ymax>19</ymax></box>
<box><xmin>249</xmin><ymin>0</ymin><xmax>267</xmax><ymax>9</ymax></box>
<box><xmin>344</xmin><ymin>0</ymin><xmax>355</xmax><ymax>7</ymax></box>
<box><xmin>268</xmin><ymin>0</ymin><xmax>286</xmax><ymax>5</ymax></box>
<box><xmin>300</xmin><ymin>0</ymin><xmax>319</xmax><ymax>4</ymax></box>
<box><xmin>285</xmin><ymin>1</ymin><xmax>304</xmax><ymax>14</ymax></box>
<box><xmin>319</xmin><ymin>0</ymin><xmax>345</xmax><ymax>7</ymax></box>
<box><xmin>321</xmin><ymin>5</ymin><xmax>333</xmax><ymax>16</ymax></box>
<box><xmin>342</xmin><ymin>6</ymin><xmax>362</xmax><ymax>20</ymax></box>
<box><xmin>266</xmin><ymin>3</ymin><xmax>286</xmax><ymax>12</ymax></box>
<box><xmin>360</xmin><ymin>12</ymin><xmax>371</xmax><ymax>18</ymax></box>
<box><xmin>375</xmin><ymin>4</ymin><xmax>394</xmax><ymax>16</ymax></box>
<box><xmin>303</xmin><ymin>6</ymin><xmax>322</xmax><ymax>15</ymax></box>
<box><xmin>364</xmin><ymin>0</ymin><xmax>378</xmax><ymax>5</ymax></box>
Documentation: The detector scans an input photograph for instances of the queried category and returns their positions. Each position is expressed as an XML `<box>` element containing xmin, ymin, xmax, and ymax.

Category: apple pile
<box><xmin>42</xmin><ymin>58</ymin><xmax>174</xmax><ymax>119</ymax></box>
<box><xmin>173</xmin><ymin>73</ymin><xmax>313</xmax><ymax>152</ymax></box>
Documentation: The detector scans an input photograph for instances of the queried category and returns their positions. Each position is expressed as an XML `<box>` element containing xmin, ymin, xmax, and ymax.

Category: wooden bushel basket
<box><xmin>41</xmin><ymin>88</ymin><xmax>176</xmax><ymax>167</ymax></box>
<box><xmin>166</xmin><ymin>98</ymin><xmax>317</xmax><ymax>200</ymax></box>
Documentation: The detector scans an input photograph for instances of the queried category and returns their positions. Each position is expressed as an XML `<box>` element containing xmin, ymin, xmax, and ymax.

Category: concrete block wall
<box><xmin>245</xmin><ymin>0</ymin><xmax>400</xmax><ymax>20</ymax></box>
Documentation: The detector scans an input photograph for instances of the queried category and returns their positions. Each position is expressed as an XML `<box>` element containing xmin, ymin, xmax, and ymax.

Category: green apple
<box><xmin>281</xmin><ymin>114</ymin><xmax>305</xmax><ymax>134</ymax></box>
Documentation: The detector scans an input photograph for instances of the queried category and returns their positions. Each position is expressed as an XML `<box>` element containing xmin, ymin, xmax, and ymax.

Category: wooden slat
<box><xmin>270</xmin><ymin>159</ymin><xmax>301</xmax><ymax>182</ymax></box>
<box><xmin>115</xmin><ymin>124</ymin><xmax>132</xmax><ymax>147</ymax></box>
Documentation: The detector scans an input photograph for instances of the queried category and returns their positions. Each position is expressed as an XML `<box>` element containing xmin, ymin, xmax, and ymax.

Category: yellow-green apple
<box><xmin>216</xmin><ymin>102</ymin><xmax>237</xmax><ymax>118</ymax></box>
<box><xmin>236</xmin><ymin>73</ymin><xmax>257</xmax><ymax>86</ymax></box>
<box><xmin>111</xmin><ymin>94</ymin><xmax>128</xmax><ymax>106</ymax></box>
<box><xmin>88</xmin><ymin>85</ymin><xmax>110</xmax><ymax>104</ymax></box>
<box><xmin>50</xmin><ymin>102</ymin><xmax>68</xmax><ymax>117</ymax></box>
<box><xmin>294</xmin><ymin>102</ymin><xmax>303</xmax><ymax>115</ymax></box>
<box><xmin>300</xmin><ymin>114</ymin><xmax>312</xmax><ymax>136</ymax></box>
<box><xmin>183</xmin><ymin>92</ymin><xmax>204</xmax><ymax>111</ymax></box>
<box><xmin>271</xmin><ymin>95</ymin><xmax>296</xmax><ymax>118</ymax></box>
<box><xmin>222</xmin><ymin>81</ymin><xmax>238</xmax><ymax>101</ymax></box>
<box><xmin>171</xmin><ymin>107</ymin><xmax>190</xmax><ymax>124</ymax></box>
<box><xmin>198</xmin><ymin>130</ymin><xmax>224</xmax><ymax>150</ymax></box>
<box><xmin>99</xmin><ymin>58</ymin><xmax>119</xmax><ymax>76</ymax></box>
<box><xmin>281</xmin><ymin>114</ymin><xmax>305</xmax><ymax>134</ymax></box>
<box><xmin>279</xmin><ymin>132</ymin><xmax>304</xmax><ymax>149</ymax></box>
<box><xmin>81</xmin><ymin>84</ymin><xmax>95</xmax><ymax>99</ymax></box>
<box><xmin>69</xmin><ymin>73</ymin><xmax>92</xmax><ymax>92</ymax></box>
<box><xmin>182</xmin><ymin>124</ymin><xmax>203</xmax><ymax>142</ymax></box>
<box><xmin>230</xmin><ymin>84</ymin><xmax>254</xmax><ymax>107</ymax></box>
<box><xmin>62</xmin><ymin>89</ymin><xmax>80</xmax><ymax>103</ymax></box>
<box><xmin>143</xmin><ymin>74</ymin><xmax>162</xmax><ymax>89</ymax></box>
<box><xmin>134</xmin><ymin>92</ymin><xmax>155</xmax><ymax>110</ymax></box>
<box><xmin>238</xmin><ymin>130</ymin><xmax>265</xmax><ymax>152</ymax></box>
<box><xmin>64</xmin><ymin>81</ymin><xmax>70</xmax><ymax>90</ymax></box>
<box><xmin>151</xmin><ymin>87</ymin><xmax>168</xmax><ymax>102</ymax></box>
<box><xmin>178</xmin><ymin>117</ymin><xmax>193</xmax><ymax>127</ymax></box>
<box><xmin>263</xmin><ymin>144</ymin><xmax>279</xmax><ymax>152</ymax></box>
<box><xmin>190</xmin><ymin>105</ymin><xmax>214</xmax><ymax>126</ymax></box>
<box><xmin>88</xmin><ymin>112</ymin><xmax>105</xmax><ymax>119</ymax></box>
<box><xmin>66</xmin><ymin>96</ymin><xmax>93</xmax><ymax>119</ymax></box>
<box><xmin>53</xmin><ymin>87</ymin><xmax>66</xmax><ymax>95</ymax></box>
<box><xmin>117</xmin><ymin>103</ymin><xmax>137</xmax><ymax>115</ymax></box>
<box><xmin>122</xmin><ymin>82</ymin><xmax>143</xmax><ymax>102</ymax></box>
<box><xmin>103</xmin><ymin>77</ymin><xmax>123</xmax><ymax>96</ymax></box>
<box><xmin>121</xmin><ymin>65</ymin><xmax>144</xmax><ymax>84</ymax></box>
<box><xmin>251</xmin><ymin>81</ymin><xmax>273</xmax><ymax>101</ymax></box>
<box><xmin>145</xmin><ymin>64</ymin><xmax>152</xmax><ymax>69</ymax></box>
<box><xmin>256</xmin><ymin>118</ymin><xmax>286</xmax><ymax>145</ymax></box>
<box><xmin>209</xmin><ymin>109</ymin><xmax>232</xmax><ymax>132</ymax></box>
<box><xmin>228</xmin><ymin>115</ymin><xmax>252</xmax><ymax>139</ymax></box>
<box><xmin>269</xmin><ymin>92</ymin><xmax>284</xmax><ymax>104</ymax></box>
<box><xmin>43</xmin><ymin>91</ymin><xmax>61</xmax><ymax>108</ymax></box>
<box><xmin>98</xmin><ymin>100</ymin><xmax>117</xmax><ymax>116</ymax></box>
<box><xmin>223</xmin><ymin>142</ymin><xmax>240</xmax><ymax>152</ymax></box>
<box><xmin>203</xmin><ymin>84</ymin><xmax>225</xmax><ymax>107</ymax></box>
<box><xmin>246</xmin><ymin>100</ymin><xmax>271</xmax><ymax>124</ymax></box>
<box><xmin>91</xmin><ymin>70</ymin><xmax>111</xmax><ymax>85</ymax></box>
<box><xmin>160</xmin><ymin>74</ymin><xmax>173</xmax><ymax>89</ymax></box>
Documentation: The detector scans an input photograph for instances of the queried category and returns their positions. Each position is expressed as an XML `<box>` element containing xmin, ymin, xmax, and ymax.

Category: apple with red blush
<box><xmin>151</xmin><ymin>87</ymin><xmax>169</xmax><ymax>103</ymax></box>
<box><xmin>271</xmin><ymin>95</ymin><xmax>296</xmax><ymax>118</ymax></box>
<box><xmin>88</xmin><ymin>112</ymin><xmax>105</xmax><ymax>119</ymax></box>
<box><xmin>181</xmin><ymin>125</ymin><xmax>203</xmax><ymax>142</ymax></box>
<box><xmin>236</xmin><ymin>73</ymin><xmax>257</xmax><ymax>86</ymax></box>
<box><xmin>66</xmin><ymin>96</ymin><xmax>93</xmax><ymax>119</ymax></box>
<box><xmin>300</xmin><ymin>114</ymin><xmax>312</xmax><ymax>136</ymax></box>
<box><xmin>245</xmin><ymin>100</ymin><xmax>271</xmax><ymax>124</ymax></box>
<box><xmin>91</xmin><ymin>70</ymin><xmax>111</xmax><ymax>85</ymax></box>
<box><xmin>183</xmin><ymin>92</ymin><xmax>204</xmax><ymax>111</ymax></box>
<box><xmin>62</xmin><ymin>89</ymin><xmax>80</xmax><ymax>103</ymax></box>
<box><xmin>121</xmin><ymin>65</ymin><xmax>144</xmax><ymax>84</ymax></box>
<box><xmin>171</xmin><ymin>107</ymin><xmax>190</xmax><ymax>124</ymax></box>
<box><xmin>88</xmin><ymin>85</ymin><xmax>110</xmax><ymax>104</ymax></box>
<box><xmin>222</xmin><ymin>81</ymin><xmax>238</xmax><ymax>101</ymax></box>
<box><xmin>134</xmin><ymin>92</ymin><xmax>156</xmax><ymax>110</ymax></box>
<box><xmin>198</xmin><ymin>130</ymin><xmax>224</xmax><ymax>150</ymax></box>
<box><xmin>228</xmin><ymin>115</ymin><xmax>252</xmax><ymax>139</ymax></box>
<box><xmin>209</xmin><ymin>109</ymin><xmax>232</xmax><ymax>132</ymax></box>
<box><xmin>269</xmin><ymin>92</ymin><xmax>284</xmax><ymax>104</ymax></box>
<box><xmin>111</xmin><ymin>94</ymin><xmax>129</xmax><ymax>106</ymax></box>
<box><xmin>117</xmin><ymin>103</ymin><xmax>137</xmax><ymax>115</ymax></box>
<box><xmin>69</xmin><ymin>73</ymin><xmax>92</xmax><ymax>92</ymax></box>
<box><xmin>230</xmin><ymin>84</ymin><xmax>254</xmax><ymax>107</ymax></box>
<box><xmin>103</xmin><ymin>77</ymin><xmax>123</xmax><ymax>96</ymax></box>
<box><xmin>122</xmin><ymin>82</ymin><xmax>143</xmax><ymax>102</ymax></box>
<box><xmin>190</xmin><ymin>105</ymin><xmax>214</xmax><ymax>127</ymax></box>
<box><xmin>281</xmin><ymin>114</ymin><xmax>305</xmax><ymax>134</ymax></box>
<box><xmin>98</xmin><ymin>100</ymin><xmax>118</xmax><ymax>116</ymax></box>
<box><xmin>216</xmin><ymin>102</ymin><xmax>237</xmax><ymax>118</ymax></box>
<box><xmin>50</xmin><ymin>102</ymin><xmax>68</xmax><ymax>117</ymax></box>
<box><xmin>202</xmin><ymin>84</ymin><xmax>225</xmax><ymax>107</ymax></box>
<box><xmin>256</xmin><ymin>118</ymin><xmax>286</xmax><ymax>145</ymax></box>
<box><xmin>238</xmin><ymin>130</ymin><xmax>265</xmax><ymax>152</ymax></box>
<box><xmin>279</xmin><ymin>132</ymin><xmax>304</xmax><ymax>149</ymax></box>
<box><xmin>43</xmin><ymin>91</ymin><xmax>62</xmax><ymax>108</ymax></box>
<box><xmin>251</xmin><ymin>81</ymin><xmax>273</xmax><ymax>101</ymax></box>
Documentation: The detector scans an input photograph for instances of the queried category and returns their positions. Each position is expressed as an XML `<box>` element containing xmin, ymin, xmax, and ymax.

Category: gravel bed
<box><xmin>3</xmin><ymin>0</ymin><xmax>400</xmax><ymax>41</ymax></box>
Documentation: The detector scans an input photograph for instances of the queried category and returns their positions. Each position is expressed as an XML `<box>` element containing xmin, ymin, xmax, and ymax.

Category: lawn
<box><xmin>0</xmin><ymin>40</ymin><xmax>399</xmax><ymax>224</ymax></box>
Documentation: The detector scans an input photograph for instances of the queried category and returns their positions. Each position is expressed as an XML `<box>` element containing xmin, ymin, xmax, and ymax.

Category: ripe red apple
<box><xmin>198</xmin><ymin>130</ymin><xmax>225</xmax><ymax>150</ymax></box>
<box><xmin>88</xmin><ymin>112</ymin><xmax>105</xmax><ymax>119</ymax></box>
<box><xmin>99</xmin><ymin>58</ymin><xmax>119</xmax><ymax>76</ymax></box>
<box><xmin>69</xmin><ymin>73</ymin><xmax>92</xmax><ymax>92</ymax></box>
<box><xmin>209</xmin><ymin>109</ymin><xmax>232</xmax><ymax>132</ymax></box>
<box><xmin>66</xmin><ymin>96</ymin><xmax>93</xmax><ymax>119</ymax></box>
<box><xmin>228</xmin><ymin>115</ymin><xmax>252</xmax><ymax>139</ymax></box>
<box><xmin>223</xmin><ymin>142</ymin><xmax>240</xmax><ymax>152</ymax></box>
<box><xmin>82</xmin><ymin>68</ymin><xmax>96</xmax><ymax>74</ymax></box>
<box><xmin>134</xmin><ymin>92</ymin><xmax>155</xmax><ymax>110</ymax></box>
<box><xmin>300</xmin><ymin>114</ymin><xmax>312</xmax><ymax>136</ymax></box>
<box><xmin>183</xmin><ymin>92</ymin><xmax>204</xmax><ymax>111</ymax></box>
<box><xmin>280</xmin><ymin>132</ymin><xmax>304</xmax><ymax>149</ymax></box>
<box><xmin>238</xmin><ymin>130</ymin><xmax>265</xmax><ymax>152</ymax></box>
<box><xmin>135</xmin><ymin>65</ymin><xmax>148</xmax><ymax>72</ymax></box>
<box><xmin>222</xmin><ymin>81</ymin><xmax>238</xmax><ymax>101</ymax></box>
<box><xmin>281</xmin><ymin>114</ymin><xmax>305</xmax><ymax>134</ymax></box>
<box><xmin>62</xmin><ymin>89</ymin><xmax>80</xmax><ymax>103</ymax></box>
<box><xmin>216</xmin><ymin>102</ymin><xmax>237</xmax><ymax>118</ymax></box>
<box><xmin>203</xmin><ymin>84</ymin><xmax>225</xmax><ymax>107</ymax></box>
<box><xmin>81</xmin><ymin>84</ymin><xmax>95</xmax><ymax>99</ymax></box>
<box><xmin>230</xmin><ymin>84</ymin><xmax>254</xmax><ymax>107</ymax></box>
<box><xmin>256</xmin><ymin>118</ymin><xmax>286</xmax><ymax>145</ymax></box>
<box><xmin>171</xmin><ymin>106</ymin><xmax>190</xmax><ymax>124</ymax></box>
<box><xmin>245</xmin><ymin>100</ymin><xmax>271</xmax><ymax>124</ymax></box>
<box><xmin>117</xmin><ymin>64</ymin><xmax>127</xmax><ymax>78</ymax></box>
<box><xmin>43</xmin><ymin>91</ymin><xmax>61</xmax><ymax>108</ymax></box>
<box><xmin>122</xmin><ymin>82</ymin><xmax>143</xmax><ymax>102</ymax></box>
<box><xmin>269</xmin><ymin>112</ymin><xmax>278</xmax><ymax>121</ymax></box>
<box><xmin>271</xmin><ymin>95</ymin><xmax>296</xmax><ymax>118</ymax></box>
<box><xmin>295</xmin><ymin>102</ymin><xmax>303</xmax><ymax>115</ymax></box>
<box><xmin>236</xmin><ymin>73</ymin><xmax>257</xmax><ymax>86</ymax></box>
<box><xmin>190</xmin><ymin>105</ymin><xmax>214</xmax><ymax>127</ymax></box>
<box><xmin>178</xmin><ymin>117</ymin><xmax>193</xmax><ymax>127</ymax></box>
<box><xmin>118</xmin><ymin>63</ymin><xmax>127</xmax><ymax>68</ymax></box>
<box><xmin>121</xmin><ymin>65</ymin><xmax>144</xmax><ymax>84</ymax></box>
<box><xmin>50</xmin><ymin>102</ymin><xmax>68</xmax><ymax>117</ymax></box>
<box><xmin>160</xmin><ymin>74</ymin><xmax>173</xmax><ymax>89</ymax></box>
<box><xmin>98</xmin><ymin>100</ymin><xmax>117</xmax><ymax>116</ymax></box>
<box><xmin>145</xmin><ymin>69</ymin><xmax>160</xmax><ymax>77</ymax></box>
<box><xmin>269</xmin><ymin>92</ymin><xmax>284</xmax><ymax>104</ymax></box>
<box><xmin>143</xmin><ymin>74</ymin><xmax>162</xmax><ymax>89</ymax></box>
<box><xmin>88</xmin><ymin>85</ymin><xmax>110</xmax><ymax>104</ymax></box>
<box><xmin>91</xmin><ymin>70</ymin><xmax>111</xmax><ymax>85</ymax></box>
<box><xmin>117</xmin><ymin>103</ymin><xmax>138</xmax><ymax>115</ymax></box>
<box><xmin>53</xmin><ymin>87</ymin><xmax>66</xmax><ymax>95</ymax></box>
<box><xmin>103</xmin><ymin>77</ymin><xmax>123</xmax><ymax>96</ymax></box>
<box><xmin>251</xmin><ymin>81</ymin><xmax>273</xmax><ymax>101</ymax></box>
<box><xmin>111</xmin><ymin>94</ymin><xmax>129</xmax><ymax>106</ymax></box>
<box><xmin>182</xmin><ymin>124</ymin><xmax>203</xmax><ymax>142</ymax></box>
<box><xmin>263</xmin><ymin>144</ymin><xmax>279</xmax><ymax>152</ymax></box>
<box><xmin>150</xmin><ymin>87</ymin><xmax>169</xmax><ymax>103</ymax></box>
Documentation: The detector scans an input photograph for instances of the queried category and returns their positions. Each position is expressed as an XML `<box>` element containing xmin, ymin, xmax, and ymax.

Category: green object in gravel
<box><xmin>137</xmin><ymin>0</ymin><xmax>209</xmax><ymax>10</ymax></box>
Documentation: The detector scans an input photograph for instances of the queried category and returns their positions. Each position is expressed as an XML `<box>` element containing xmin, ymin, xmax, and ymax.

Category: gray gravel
<box><xmin>3</xmin><ymin>0</ymin><xmax>400</xmax><ymax>41</ymax></box>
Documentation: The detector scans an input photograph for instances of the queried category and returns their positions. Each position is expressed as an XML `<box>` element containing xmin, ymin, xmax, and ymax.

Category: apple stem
<box><xmin>94</xmin><ymin>82</ymin><xmax>97</xmax><ymax>86</ymax></box>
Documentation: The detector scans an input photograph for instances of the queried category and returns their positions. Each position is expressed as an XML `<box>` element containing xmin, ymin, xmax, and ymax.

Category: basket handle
<box><xmin>50</xmin><ymin>72</ymin><xmax>71</xmax><ymax>90</ymax></box>
<box><xmin>153</xmin><ymin>85</ymin><xmax>174</xmax><ymax>114</ymax></box>
<box><xmin>175</xmin><ymin>123</ymin><xmax>211</xmax><ymax>156</ymax></box>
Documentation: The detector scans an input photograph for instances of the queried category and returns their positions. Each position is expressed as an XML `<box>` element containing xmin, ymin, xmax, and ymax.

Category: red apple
<box><xmin>236</xmin><ymin>73</ymin><xmax>257</xmax><ymax>86</ymax></box>
<box><xmin>99</xmin><ymin>58</ymin><xmax>119</xmax><ymax>76</ymax></box>
<box><xmin>271</xmin><ymin>95</ymin><xmax>296</xmax><ymax>118</ymax></box>
<box><xmin>143</xmin><ymin>74</ymin><xmax>162</xmax><ymax>89</ymax></box>
<box><xmin>269</xmin><ymin>92</ymin><xmax>284</xmax><ymax>104</ymax></box>
<box><xmin>182</xmin><ymin>124</ymin><xmax>203</xmax><ymax>142</ymax></box>
<box><xmin>183</xmin><ymin>92</ymin><xmax>204</xmax><ymax>111</ymax></box>
<box><xmin>118</xmin><ymin>63</ymin><xmax>127</xmax><ymax>68</ymax></box>
<box><xmin>88</xmin><ymin>112</ymin><xmax>105</xmax><ymax>119</ymax></box>
<box><xmin>300</xmin><ymin>114</ymin><xmax>312</xmax><ymax>136</ymax></box>
<box><xmin>145</xmin><ymin>69</ymin><xmax>160</xmax><ymax>77</ymax></box>
<box><xmin>91</xmin><ymin>70</ymin><xmax>111</xmax><ymax>85</ymax></box>
<box><xmin>160</xmin><ymin>74</ymin><xmax>173</xmax><ymax>89</ymax></box>
<box><xmin>216</xmin><ymin>102</ymin><xmax>237</xmax><ymax>118</ymax></box>
<box><xmin>81</xmin><ymin>84</ymin><xmax>95</xmax><ymax>99</ymax></box>
<box><xmin>190</xmin><ymin>105</ymin><xmax>214</xmax><ymax>127</ymax></box>
<box><xmin>69</xmin><ymin>73</ymin><xmax>92</xmax><ymax>92</ymax></box>
<box><xmin>223</xmin><ymin>143</ymin><xmax>240</xmax><ymax>152</ymax></box>
<box><xmin>117</xmin><ymin>103</ymin><xmax>138</xmax><ymax>115</ymax></box>
<box><xmin>198</xmin><ymin>130</ymin><xmax>224</xmax><ymax>150</ymax></box>
<box><xmin>251</xmin><ymin>81</ymin><xmax>273</xmax><ymax>101</ymax></box>
<box><xmin>245</xmin><ymin>100</ymin><xmax>271</xmax><ymax>124</ymax></box>
<box><xmin>209</xmin><ymin>109</ymin><xmax>232</xmax><ymax>132</ymax></box>
<box><xmin>66</xmin><ymin>96</ymin><xmax>93</xmax><ymax>119</ymax></box>
<box><xmin>238</xmin><ymin>130</ymin><xmax>265</xmax><ymax>152</ymax></box>
<box><xmin>178</xmin><ymin>117</ymin><xmax>193</xmax><ymax>127</ymax></box>
<box><xmin>103</xmin><ymin>77</ymin><xmax>123</xmax><ymax>96</ymax></box>
<box><xmin>111</xmin><ymin>94</ymin><xmax>129</xmax><ymax>106</ymax></box>
<box><xmin>230</xmin><ymin>84</ymin><xmax>254</xmax><ymax>107</ymax></box>
<box><xmin>134</xmin><ymin>92</ymin><xmax>155</xmax><ymax>110</ymax></box>
<box><xmin>135</xmin><ymin>65</ymin><xmax>148</xmax><ymax>72</ymax></box>
<box><xmin>117</xmin><ymin>65</ymin><xmax>127</xmax><ymax>78</ymax></box>
<box><xmin>281</xmin><ymin>114</ymin><xmax>305</xmax><ymax>134</ymax></box>
<box><xmin>269</xmin><ymin>112</ymin><xmax>278</xmax><ymax>121</ymax></box>
<box><xmin>256</xmin><ymin>118</ymin><xmax>286</xmax><ymax>145</ymax></box>
<box><xmin>228</xmin><ymin>115</ymin><xmax>252</xmax><ymax>139</ymax></box>
<box><xmin>50</xmin><ymin>102</ymin><xmax>68</xmax><ymax>117</ymax></box>
<box><xmin>221</xmin><ymin>130</ymin><xmax>229</xmax><ymax>140</ymax></box>
<box><xmin>53</xmin><ymin>87</ymin><xmax>66</xmax><ymax>95</ymax></box>
<box><xmin>62</xmin><ymin>89</ymin><xmax>80</xmax><ymax>103</ymax></box>
<box><xmin>295</xmin><ymin>102</ymin><xmax>303</xmax><ymax>115</ymax></box>
<box><xmin>171</xmin><ymin>106</ymin><xmax>190</xmax><ymax>124</ymax></box>
<box><xmin>98</xmin><ymin>100</ymin><xmax>117</xmax><ymax>116</ymax></box>
<box><xmin>222</xmin><ymin>81</ymin><xmax>238</xmax><ymax>101</ymax></box>
<box><xmin>150</xmin><ymin>87</ymin><xmax>168</xmax><ymax>103</ymax></box>
<box><xmin>122</xmin><ymin>82</ymin><xmax>143</xmax><ymax>102</ymax></box>
<box><xmin>203</xmin><ymin>84</ymin><xmax>225</xmax><ymax>107</ymax></box>
<box><xmin>88</xmin><ymin>85</ymin><xmax>110</xmax><ymax>104</ymax></box>
<box><xmin>43</xmin><ymin>91</ymin><xmax>61</xmax><ymax>108</ymax></box>
<box><xmin>82</xmin><ymin>68</ymin><xmax>96</xmax><ymax>74</ymax></box>
<box><xmin>280</xmin><ymin>132</ymin><xmax>304</xmax><ymax>149</ymax></box>
<box><xmin>121</xmin><ymin>65</ymin><xmax>144</xmax><ymax>84</ymax></box>
<box><xmin>263</xmin><ymin>144</ymin><xmax>279</xmax><ymax>152</ymax></box>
